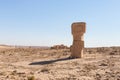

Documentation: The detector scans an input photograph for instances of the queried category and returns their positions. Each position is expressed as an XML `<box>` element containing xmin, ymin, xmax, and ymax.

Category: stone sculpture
<box><xmin>70</xmin><ymin>22</ymin><xmax>86</xmax><ymax>58</ymax></box>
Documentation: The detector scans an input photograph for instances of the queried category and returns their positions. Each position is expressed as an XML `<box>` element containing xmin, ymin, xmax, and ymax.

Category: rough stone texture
<box><xmin>70</xmin><ymin>22</ymin><xmax>86</xmax><ymax>58</ymax></box>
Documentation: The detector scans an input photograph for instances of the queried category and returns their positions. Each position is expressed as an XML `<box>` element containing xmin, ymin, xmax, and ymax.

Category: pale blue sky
<box><xmin>0</xmin><ymin>0</ymin><xmax>120</xmax><ymax>47</ymax></box>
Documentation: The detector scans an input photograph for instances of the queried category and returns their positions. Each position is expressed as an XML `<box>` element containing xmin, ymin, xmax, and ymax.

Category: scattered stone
<box><xmin>99</xmin><ymin>63</ymin><xmax>108</xmax><ymax>66</ymax></box>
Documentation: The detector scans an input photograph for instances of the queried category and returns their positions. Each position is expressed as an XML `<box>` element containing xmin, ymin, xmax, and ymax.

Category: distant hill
<box><xmin>15</xmin><ymin>45</ymin><xmax>50</xmax><ymax>49</ymax></box>
<box><xmin>0</xmin><ymin>44</ymin><xmax>50</xmax><ymax>49</ymax></box>
<box><xmin>0</xmin><ymin>44</ymin><xmax>15</xmax><ymax>49</ymax></box>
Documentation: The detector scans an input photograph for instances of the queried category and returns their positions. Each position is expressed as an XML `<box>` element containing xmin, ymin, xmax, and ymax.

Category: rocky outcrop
<box><xmin>51</xmin><ymin>44</ymin><xmax>69</xmax><ymax>49</ymax></box>
<box><xmin>70</xmin><ymin>22</ymin><xmax>86</xmax><ymax>58</ymax></box>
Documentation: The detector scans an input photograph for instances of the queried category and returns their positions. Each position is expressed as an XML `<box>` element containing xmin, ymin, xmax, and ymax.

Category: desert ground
<box><xmin>0</xmin><ymin>45</ymin><xmax>120</xmax><ymax>80</ymax></box>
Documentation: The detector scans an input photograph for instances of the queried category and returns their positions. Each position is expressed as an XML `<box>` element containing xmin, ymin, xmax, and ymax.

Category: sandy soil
<box><xmin>0</xmin><ymin>47</ymin><xmax>120</xmax><ymax>80</ymax></box>
<box><xmin>0</xmin><ymin>45</ymin><xmax>15</xmax><ymax>51</ymax></box>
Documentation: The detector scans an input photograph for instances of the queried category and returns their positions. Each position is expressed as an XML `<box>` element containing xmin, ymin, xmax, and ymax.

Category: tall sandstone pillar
<box><xmin>70</xmin><ymin>22</ymin><xmax>86</xmax><ymax>58</ymax></box>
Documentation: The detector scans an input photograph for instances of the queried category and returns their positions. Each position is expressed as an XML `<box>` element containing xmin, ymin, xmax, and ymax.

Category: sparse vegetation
<box><xmin>27</xmin><ymin>76</ymin><xmax>35</xmax><ymax>80</ymax></box>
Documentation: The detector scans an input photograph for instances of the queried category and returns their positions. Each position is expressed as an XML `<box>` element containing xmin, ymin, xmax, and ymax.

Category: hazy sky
<box><xmin>0</xmin><ymin>0</ymin><xmax>120</xmax><ymax>47</ymax></box>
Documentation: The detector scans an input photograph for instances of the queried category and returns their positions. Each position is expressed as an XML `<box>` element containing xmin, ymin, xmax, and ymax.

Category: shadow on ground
<box><xmin>29</xmin><ymin>57</ymin><xmax>74</xmax><ymax>65</ymax></box>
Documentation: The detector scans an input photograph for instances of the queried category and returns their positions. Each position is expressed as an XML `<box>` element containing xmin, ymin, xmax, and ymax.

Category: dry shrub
<box><xmin>27</xmin><ymin>76</ymin><xmax>35</xmax><ymax>80</ymax></box>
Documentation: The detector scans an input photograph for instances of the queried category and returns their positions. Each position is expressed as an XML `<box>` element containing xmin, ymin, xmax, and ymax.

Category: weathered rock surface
<box><xmin>71</xmin><ymin>22</ymin><xmax>86</xmax><ymax>58</ymax></box>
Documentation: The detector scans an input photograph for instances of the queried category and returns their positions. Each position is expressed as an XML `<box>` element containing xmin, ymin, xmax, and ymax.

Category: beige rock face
<box><xmin>70</xmin><ymin>22</ymin><xmax>86</xmax><ymax>58</ymax></box>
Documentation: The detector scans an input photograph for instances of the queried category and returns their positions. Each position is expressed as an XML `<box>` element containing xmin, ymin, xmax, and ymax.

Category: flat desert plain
<box><xmin>0</xmin><ymin>46</ymin><xmax>120</xmax><ymax>80</ymax></box>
